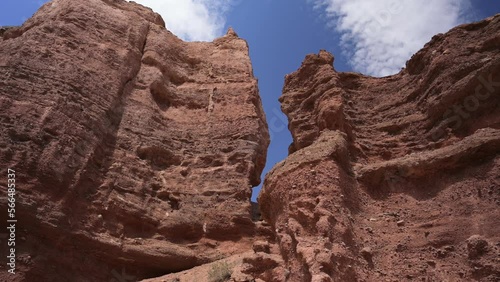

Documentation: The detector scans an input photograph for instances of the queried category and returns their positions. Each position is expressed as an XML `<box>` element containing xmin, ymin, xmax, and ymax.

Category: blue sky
<box><xmin>1</xmin><ymin>0</ymin><xmax>499</xmax><ymax>201</ymax></box>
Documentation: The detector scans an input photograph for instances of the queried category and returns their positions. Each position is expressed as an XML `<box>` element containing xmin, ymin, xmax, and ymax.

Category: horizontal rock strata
<box><xmin>0</xmin><ymin>0</ymin><xmax>269</xmax><ymax>281</ymax></box>
<box><xmin>259</xmin><ymin>14</ymin><xmax>500</xmax><ymax>282</ymax></box>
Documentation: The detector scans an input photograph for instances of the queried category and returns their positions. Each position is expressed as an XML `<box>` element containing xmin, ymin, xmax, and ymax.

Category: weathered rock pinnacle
<box><xmin>226</xmin><ymin>26</ymin><xmax>239</xmax><ymax>37</ymax></box>
<box><xmin>259</xmin><ymin>14</ymin><xmax>500</xmax><ymax>282</ymax></box>
<box><xmin>0</xmin><ymin>0</ymin><xmax>269</xmax><ymax>281</ymax></box>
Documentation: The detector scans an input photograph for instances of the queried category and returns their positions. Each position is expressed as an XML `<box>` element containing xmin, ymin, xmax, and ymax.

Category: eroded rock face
<box><xmin>260</xmin><ymin>15</ymin><xmax>500</xmax><ymax>282</ymax></box>
<box><xmin>0</xmin><ymin>0</ymin><xmax>269</xmax><ymax>281</ymax></box>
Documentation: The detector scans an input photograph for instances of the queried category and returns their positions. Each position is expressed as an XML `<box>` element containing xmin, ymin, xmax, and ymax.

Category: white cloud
<box><xmin>131</xmin><ymin>0</ymin><xmax>233</xmax><ymax>42</ymax></box>
<box><xmin>312</xmin><ymin>0</ymin><xmax>471</xmax><ymax>76</ymax></box>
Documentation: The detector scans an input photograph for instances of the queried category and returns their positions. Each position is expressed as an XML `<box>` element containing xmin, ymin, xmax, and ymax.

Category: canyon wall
<box><xmin>0</xmin><ymin>0</ymin><xmax>270</xmax><ymax>281</ymax></box>
<box><xmin>259</xmin><ymin>14</ymin><xmax>500</xmax><ymax>282</ymax></box>
<box><xmin>0</xmin><ymin>0</ymin><xmax>499</xmax><ymax>281</ymax></box>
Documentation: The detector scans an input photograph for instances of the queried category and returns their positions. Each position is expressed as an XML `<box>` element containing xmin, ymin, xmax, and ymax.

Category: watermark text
<box><xmin>7</xmin><ymin>168</ymin><xmax>16</xmax><ymax>275</ymax></box>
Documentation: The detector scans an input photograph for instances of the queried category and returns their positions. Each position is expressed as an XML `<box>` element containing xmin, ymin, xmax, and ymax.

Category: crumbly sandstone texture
<box><xmin>144</xmin><ymin>14</ymin><xmax>500</xmax><ymax>282</ymax></box>
<box><xmin>259</xmin><ymin>14</ymin><xmax>500</xmax><ymax>282</ymax></box>
<box><xmin>0</xmin><ymin>0</ymin><xmax>269</xmax><ymax>281</ymax></box>
<box><xmin>0</xmin><ymin>0</ymin><xmax>499</xmax><ymax>281</ymax></box>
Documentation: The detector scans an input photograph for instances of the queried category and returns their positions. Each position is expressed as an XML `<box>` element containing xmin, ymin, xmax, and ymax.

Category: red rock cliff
<box><xmin>0</xmin><ymin>0</ymin><xmax>269</xmax><ymax>281</ymax></box>
<box><xmin>259</xmin><ymin>15</ymin><xmax>500</xmax><ymax>282</ymax></box>
<box><xmin>1</xmin><ymin>0</ymin><xmax>499</xmax><ymax>281</ymax></box>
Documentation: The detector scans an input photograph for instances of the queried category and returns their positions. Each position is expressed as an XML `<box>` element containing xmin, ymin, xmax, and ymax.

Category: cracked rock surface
<box><xmin>0</xmin><ymin>0</ymin><xmax>269</xmax><ymax>281</ymax></box>
<box><xmin>259</xmin><ymin>14</ymin><xmax>500</xmax><ymax>282</ymax></box>
<box><xmin>0</xmin><ymin>0</ymin><xmax>499</xmax><ymax>281</ymax></box>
